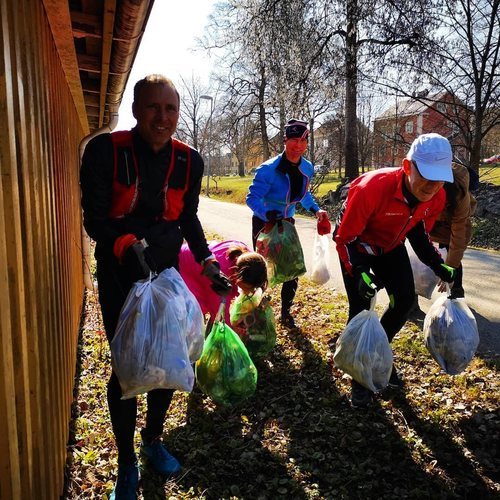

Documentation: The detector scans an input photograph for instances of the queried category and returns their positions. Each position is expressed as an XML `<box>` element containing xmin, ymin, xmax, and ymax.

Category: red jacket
<box><xmin>335</xmin><ymin>167</ymin><xmax>445</xmax><ymax>274</ymax></box>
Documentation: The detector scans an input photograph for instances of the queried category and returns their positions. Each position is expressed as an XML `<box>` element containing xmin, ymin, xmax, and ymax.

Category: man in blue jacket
<box><xmin>247</xmin><ymin>119</ymin><xmax>329</xmax><ymax>329</ymax></box>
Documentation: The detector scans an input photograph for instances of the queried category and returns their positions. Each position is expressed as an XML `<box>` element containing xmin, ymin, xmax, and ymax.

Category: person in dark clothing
<box><xmin>80</xmin><ymin>74</ymin><xmax>229</xmax><ymax>500</ymax></box>
<box><xmin>246</xmin><ymin>119</ymin><xmax>330</xmax><ymax>329</ymax></box>
<box><xmin>429</xmin><ymin>163</ymin><xmax>477</xmax><ymax>298</ymax></box>
<box><xmin>334</xmin><ymin>133</ymin><xmax>457</xmax><ymax>408</ymax></box>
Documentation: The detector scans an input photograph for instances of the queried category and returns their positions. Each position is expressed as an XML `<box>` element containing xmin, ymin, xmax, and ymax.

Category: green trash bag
<box><xmin>230</xmin><ymin>289</ymin><xmax>276</xmax><ymax>358</ymax></box>
<box><xmin>256</xmin><ymin>220</ymin><xmax>306</xmax><ymax>287</ymax></box>
<box><xmin>196</xmin><ymin>304</ymin><xmax>258</xmax><ymax>405</ymax></box>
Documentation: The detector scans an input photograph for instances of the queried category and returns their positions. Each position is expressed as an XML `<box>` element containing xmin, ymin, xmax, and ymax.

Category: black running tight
<box><xmin>339</xmin><ymin>243</ymin><xmax>415</xmax><ymax>342</ymax></box>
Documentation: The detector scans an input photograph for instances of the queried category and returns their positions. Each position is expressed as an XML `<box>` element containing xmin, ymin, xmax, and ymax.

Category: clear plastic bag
<box><xmin>111</xmin><ymin>268</ymin><xmax>204</xmax><ymax>399</ymax></box>
<box><xmin>408</xmin><ymin>243</ymin><xmax>447</xmax><ymax>299</ymax></box>
<box><xmin>196</xmin><ymin>303</ymin><xmax>258</xmax><ymax>405</ymax></box>
<box><xmin>256</xmin><ymin>220</ymin><xmax>306</xmax><ymax>287</ymax></box>
<box><xmin>423</xmin><ymin>295</ymin><xmax>479</xmax><ymax>375</ymax></box>
<box><xmin>333</xmin><ymin>298</ymin><xmax>393</xmax><ymax>392</ymax></box>
<box><xmin>230</xmin><ymin>289</ymin><xmax>276</xmax><ymax>358</ymax></box>
<box><xmin>310</xmin><ymin>233</ymin><xmax>331</xmax><ymax>285</ymax></box>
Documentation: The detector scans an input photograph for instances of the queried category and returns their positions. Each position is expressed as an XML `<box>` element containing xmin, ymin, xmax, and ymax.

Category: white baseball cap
<box><xmin>407</xmin><ymin>133</ymin><xmax>453</xmax><ymax>182</ymax></box>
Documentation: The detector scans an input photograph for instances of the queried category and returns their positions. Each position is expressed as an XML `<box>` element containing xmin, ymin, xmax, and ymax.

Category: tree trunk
<box><xmin>338</xmin><ymin>125</ymin><xmax>344</xmax><ymax>178</ymax></box>
<box><xmin>309</xmin><ymin>117</ymin><xmax>315</xmax><ymax>165</ymax></box>
<box><xmin>259</xmin><ymin>64</ymin><xmax>271</xmax><ymax>160</ymax></box>
<box><xmin>278</xmin><ymin>104</ymin><xmax>285</xmax><ymax>152</ymax></box>
<box><xmin>470</xmin><ymin>109</ymin><xmax>483</xmax><ymax>173</ymax></box>
<box><xmin>344</xmin><ymin>0</ymin><xmax>359</xmax><ymax>180</ymax></box>
<box><xmin>238</xmin><ymin>160</ymin><xmax>245</xmax><ymax>177</ymax></box>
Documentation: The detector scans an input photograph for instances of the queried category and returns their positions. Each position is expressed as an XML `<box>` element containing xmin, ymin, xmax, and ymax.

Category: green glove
<box><xmin>432</xmin><ymin>263</ymin><xmax>456</xmax><ymax>283</ymax></box>
<box><xmin>357</xmin><ymin>269</ymin><xmax>382</xmax><ymax>300</ymax></box>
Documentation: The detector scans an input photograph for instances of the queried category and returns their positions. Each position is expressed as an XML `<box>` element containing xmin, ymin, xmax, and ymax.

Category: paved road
<box><xmin>198</xmin><ymin>196</ymin><xmax>500</xmax><ymax>357</ymax></box>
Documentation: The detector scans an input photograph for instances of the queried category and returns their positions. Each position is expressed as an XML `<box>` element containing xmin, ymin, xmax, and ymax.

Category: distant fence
<box><xmin>0</xmin><ymin>1</ymin><xmax>85</xmax><ymax>498</ymax></box>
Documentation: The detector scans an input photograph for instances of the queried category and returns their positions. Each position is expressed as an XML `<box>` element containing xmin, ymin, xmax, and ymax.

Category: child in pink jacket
<box><xmin>179</xmin><ymin>240</ymin><xmax>267</xmax><ymax>330</ymax></box>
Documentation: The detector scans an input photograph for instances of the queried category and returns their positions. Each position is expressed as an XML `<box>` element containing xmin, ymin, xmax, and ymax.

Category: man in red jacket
<box><xmin>334</xmin><ymin>133</ymin><xmax>456</xmax><ymax>408</ymax></box>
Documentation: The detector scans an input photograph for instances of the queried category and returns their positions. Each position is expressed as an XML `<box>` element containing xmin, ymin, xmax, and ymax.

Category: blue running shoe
<box><xmin>109</xmin><ymin>463</ymin><xmax>139</xmax><ymax>500</ymax></box>
<box><xmin>140</xmin><ymin>438</ymin><xmax>181</xmax><ymax>476</ymax></box>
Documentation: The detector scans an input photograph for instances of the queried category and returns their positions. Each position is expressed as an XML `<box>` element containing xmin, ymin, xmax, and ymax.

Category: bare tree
<box><xmin>319</xmin><ymin>0</ymin><xmax>438</xmax><ymax>179</ymax></box>
<box><xmin>219</xmin><ymin>112</ymin><xmax>260</xmax><ymax>176</ymax></box>
<box><xmin>377</xmin><ymin>0</ymin><xmax>500</xmax><ymax>173</ymax></box>
<box><xmin>176</xmin><ymin>75</ymin><xmax>215</xmax><ymax>154</ymax></box>
<box><xmin>202</xmin><ymin>0</ymin><xmax>341</xmax><ymax>162</ymax></box>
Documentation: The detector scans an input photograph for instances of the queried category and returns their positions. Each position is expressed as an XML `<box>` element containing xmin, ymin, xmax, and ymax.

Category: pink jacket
<box><xmin>178</xmin><ymin>240</ymin><xmax>250</xmax><ymax>326</ymax></box>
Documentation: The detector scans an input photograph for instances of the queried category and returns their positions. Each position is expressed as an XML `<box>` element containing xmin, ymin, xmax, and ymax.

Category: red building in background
<box><xmin>372</xmin><ymin>91</ymin><xmax>468</xmax><ymax>168</ymax></box>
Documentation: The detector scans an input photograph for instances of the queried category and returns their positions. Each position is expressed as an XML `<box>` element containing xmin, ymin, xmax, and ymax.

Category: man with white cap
<box><xmin>333</xmin><ymin>133</ymin><xmax>456</xmax><ymax>408</ymax></box>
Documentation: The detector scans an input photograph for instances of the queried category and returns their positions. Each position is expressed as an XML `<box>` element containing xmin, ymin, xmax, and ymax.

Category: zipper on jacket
<box><xmin>124</xmin><ymin>150</ymin><xmax>131</xmax><ymax>185</ymax></box>
<box><xmin>388</xmin><ymin>209</ymin><xmax>414</xmax><ymax>249</ymax></box>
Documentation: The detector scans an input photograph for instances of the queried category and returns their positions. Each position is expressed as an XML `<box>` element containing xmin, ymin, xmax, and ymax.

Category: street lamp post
<box><xmin>200</xmin><ymin>95</ymin><xmax>213</xmax><ymax>196</ymax></box>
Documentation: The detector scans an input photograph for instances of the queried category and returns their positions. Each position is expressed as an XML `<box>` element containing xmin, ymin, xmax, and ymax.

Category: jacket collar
<box><xmin>277</xmin><ymin>152</ymin><xmax>302</xmax><ymax>174</ymax></box>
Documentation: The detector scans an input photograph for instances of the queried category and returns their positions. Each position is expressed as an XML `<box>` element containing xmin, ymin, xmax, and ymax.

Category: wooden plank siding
<box><xmin>0</xmin><ymin>0</ymin><xmax>85</xmax><ymax>498</ymax></box>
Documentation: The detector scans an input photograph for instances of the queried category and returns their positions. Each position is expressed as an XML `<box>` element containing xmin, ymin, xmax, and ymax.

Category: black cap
<box><xmin>284</xmin><ymin>119</ymin><xmax>309</xmax><ymax>139</ymax></box>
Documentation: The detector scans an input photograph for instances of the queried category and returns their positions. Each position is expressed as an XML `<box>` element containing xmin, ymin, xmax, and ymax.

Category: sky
<box><xmin>116</xmin><ymin>0</ymin><xmax>216</xmax><ymax>131</ymax></box>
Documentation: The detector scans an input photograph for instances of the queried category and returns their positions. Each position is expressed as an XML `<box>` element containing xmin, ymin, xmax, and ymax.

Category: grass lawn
<box><xmin>480</xmin><ymin>165</ymin><xmax>500</xmax><ymax>185</ymax></box>
<box><xmin>205</xmin><ymin>166</ymin><xmax>499</xmax><ymax>207</ymax></box>
<box><xmin>205</xmin><ymin>175</ymin><xmax>342</xmax><ymax>204</ymax></box>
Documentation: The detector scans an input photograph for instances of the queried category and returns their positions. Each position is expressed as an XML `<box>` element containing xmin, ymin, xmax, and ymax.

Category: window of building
<box><xmin>405</xmin><ymin>121</ymin><xmax>413</xmax><ymax>134</ymax></box>
<box><xmin>323</xmin><ymin>138</ymin><xmax>329</xmax><ymax>148</ymax></box>
<box><xmin>437</xmin><ymin>102</ymin><xmax>447</xmax><ymax>113</ymax></box>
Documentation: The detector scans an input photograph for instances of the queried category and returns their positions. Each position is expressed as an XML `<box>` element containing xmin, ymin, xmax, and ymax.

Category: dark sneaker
<box><xmin>280</xmin><ymin>313</ymin><xmax>297</xmax><ymax>329</ymax></box>
<box><xmin>351</xmin><ymin>380</ymin><xmax>373</xmax><ymax>408</ymax></box>
<box><xmin>388</xmin><ymin>366</ymin><xmax>404</xmax><ymax>388</ymax></box>
<box><xmin>140</xmin><ymin>438</ymin><xmax>181</xmax><ymax>476</ymax></box>
<box><xmin>110</xmin><ymin>463</ymin><xmax>139</xmax><ymax>500</ymax></box>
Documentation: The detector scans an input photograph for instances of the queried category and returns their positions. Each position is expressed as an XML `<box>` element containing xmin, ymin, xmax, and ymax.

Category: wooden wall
<box><xmin>0</xmin><ymin>0</ymin><xmax>85</xmax><ymax>498</ymax></box>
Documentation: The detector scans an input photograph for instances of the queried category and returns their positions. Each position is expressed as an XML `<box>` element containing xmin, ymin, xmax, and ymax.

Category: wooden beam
<box><xmin>76</xmin><ymin>52</ymin><xmax>100</xmax><ymax>73</ymax></box>
<box><xmin>83</xmin><ymin>93</ymin><xmax>100</xmax><ymax>107</ymax></box>
<box><xmin>70</xmin><ymin>11</ymin><xmax>102</xmax><ymax>39</ymax></box>
<box><xmin>99</xmin><ymin>0</ymin><xmax>116</xmax><ymax>127</ymax></box>
<box><xmin>81</xmin><ymin>78</ymin><xmax>100</xmax><ymax>93</ymax></box>
<box><xmin>41</xmin><ymin>0</ymin><xmax>89</xmax><ymax>134</ymax></box>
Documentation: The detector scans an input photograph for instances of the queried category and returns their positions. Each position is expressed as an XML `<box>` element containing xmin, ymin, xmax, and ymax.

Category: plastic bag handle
<box><xmin>214</xmin><ymin>298</ymin><xmax>226</xmax><ymax>324</ymax></box>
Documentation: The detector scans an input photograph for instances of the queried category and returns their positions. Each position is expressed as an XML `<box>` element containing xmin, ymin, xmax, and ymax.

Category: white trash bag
<box><xmin>423</xmin><ymin>295</ymin><xmax>479</xmax><ymax>375</ymax></box>
<box><xmin>333</xmin><ymin>297</ymin><xmax>393</xmax><ymax>392</ymax></box>
<box><xmin>407</xmin><ymin>243</ymin><xmax>447</xmax><ymax>299</ymax></box>
<box><xmin>310</xmin><ymin>233</ymin><xmax>332</xmax><ymax>285</ymax></box>
<box><xmin>111</xmin><ymin>268</ymin><xmax>204</xmax><ymax>399</ymax></box>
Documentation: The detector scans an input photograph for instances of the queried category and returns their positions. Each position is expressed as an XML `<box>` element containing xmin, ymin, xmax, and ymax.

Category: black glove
<box><xmin>266</xmin><ymin>210</ymin><xmax>282</xmax><ymax>222</ymax></box>
<box><xmin>202</xmin><ymin>260</ymin><xmax>232</xmax><ymax>297</ymax></box>
<box><xmin>356</xmin><ymin>268</ymin><xmax>383</xmax><ymax>300</ymax></box>
<box><xmin>123</xmin><ymin>241</ymin><xmax>154</xmax><ymax>280</ymax></box>
<box><xmin>431</xmin><ymin>263</ymin><xmax>456</xmax><ymax>283</ymax></box>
